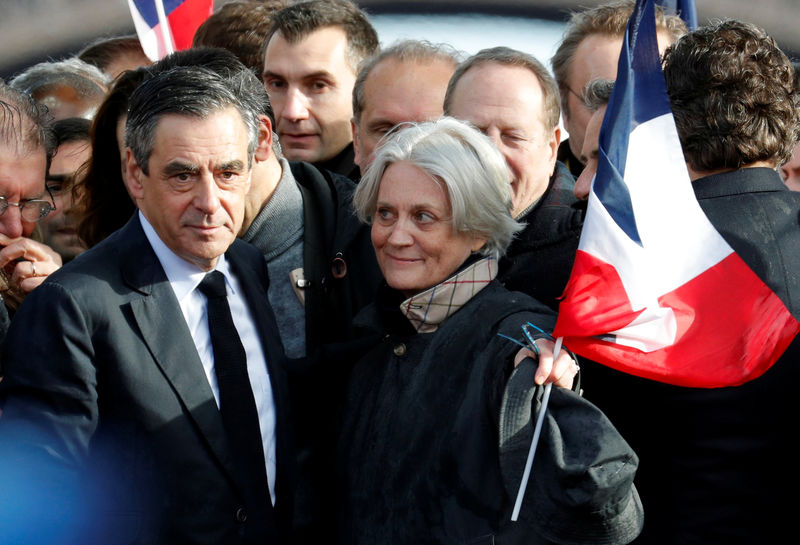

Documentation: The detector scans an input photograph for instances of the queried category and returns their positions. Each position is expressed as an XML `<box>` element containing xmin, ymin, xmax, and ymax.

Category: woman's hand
<box><xmin>514</xmin><ymin>339</ymin><xmax>579</xmax><ymax>389</ymax></box>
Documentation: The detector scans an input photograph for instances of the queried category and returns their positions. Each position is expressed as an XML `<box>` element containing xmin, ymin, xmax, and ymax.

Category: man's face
<box><xmin>0</xmin><ymin>141</ymin><xmax>48</xmax><ymax>239</ymax></box>
<box><xmin>125</xmin><ymin>108</ymin><xmax>253</xmax><ymax>271</ymax></box>
<box><xmin>574</xmin><ymin>104</ymin><xmax>607</xmax><ymax>201</ymax></box>
<box><xmin>262</xmin><ymin>26</ymin><xmax>357</xmax><ymax>163</ymax></box>
<box><xmin>40</xmin><ymin>140</ymin><xmax>90</xmax><ymax>261</ymax></box>
<box><xmin>448</xmin><ymin>62</ymin><xmax>559</xmax><ymax>218</ymax></box>
<box><xmin>564</xmin><ymin>31</ymin><xmax>674</xmax><ymax>160</ymax></box>
<box><xmin>353</xmin><ymin>58</ymin><xmax>454</xmax><ymax>171</ymax></box>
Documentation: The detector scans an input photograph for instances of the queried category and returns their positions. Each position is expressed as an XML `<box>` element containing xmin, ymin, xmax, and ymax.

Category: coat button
<box><xmin>393</xmin><ymin>343</ymin><xmax>407</xmax><ymax>357</ymax></box>
<box><xmin>235</xmin><ymin>507</ymin><xmax>248</xmax><ymax>523</ymax></box>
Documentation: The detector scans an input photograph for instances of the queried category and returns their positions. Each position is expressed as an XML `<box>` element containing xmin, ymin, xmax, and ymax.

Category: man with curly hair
<box><xmin>579</xmin><ymin>20</ymin><xmax>800</xmax><ymax>545</ymax></box>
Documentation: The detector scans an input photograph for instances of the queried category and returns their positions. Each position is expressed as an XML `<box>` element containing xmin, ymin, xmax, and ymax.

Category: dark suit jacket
<box><xmin>0</xmin><ymin>216</ymin><xmax>295</xmax><ymax>545</ymax></box>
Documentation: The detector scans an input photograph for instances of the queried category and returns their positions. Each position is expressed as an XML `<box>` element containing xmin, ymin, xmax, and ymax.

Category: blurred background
<box><xmin>2</xmin><ymin>0</ymin><xmax>799</xmax><ymax>81</ymax></box>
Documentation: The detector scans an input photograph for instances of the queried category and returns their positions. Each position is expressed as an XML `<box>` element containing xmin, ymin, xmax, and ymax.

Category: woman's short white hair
<box><xmin>353</xmin><ymin>116</ymin><xmax>522</xmax><ymax>258</ymax></box>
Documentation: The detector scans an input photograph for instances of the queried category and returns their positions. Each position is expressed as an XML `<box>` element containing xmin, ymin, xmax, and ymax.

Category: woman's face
<box><xmin>371</xmin><ymin>161</ymin><xmax>486</xmax><ymax>298</ymax></box>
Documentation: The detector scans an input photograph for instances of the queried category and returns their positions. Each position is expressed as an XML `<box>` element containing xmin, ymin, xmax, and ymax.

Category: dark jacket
<box><xmin>0</xmin><ymin>217</ymin><xmax>296</xmax><ymax>545</ymax></box>
<box><xmin>581</xmin><ymin>168</ymin><xmax>800</xmax><ymax>545</ymax></box>
<box><xmin>290</xmin><ymin>161</ymin><xmax>380</xmax><ymax>352</ymax></box>
<box><xmin>498</xmin><ymin>161</ymin><xmax>585</xmax><ymax>311</ymax></box>
<box><xmin>337</xmin><ymin>280</ymin><xmax>560</xmax><ymax>545</ymax></box>
<box><xmin>286</xmin><ymin>161</ymin><xmax>381</xmax><ymax>543</ymax></box>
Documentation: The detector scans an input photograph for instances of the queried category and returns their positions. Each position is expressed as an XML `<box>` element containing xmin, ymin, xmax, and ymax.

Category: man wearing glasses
<box><xmin>0</xmin><ymin>80</ymin><xmax>61</xmax><ymax>353</ymax></box>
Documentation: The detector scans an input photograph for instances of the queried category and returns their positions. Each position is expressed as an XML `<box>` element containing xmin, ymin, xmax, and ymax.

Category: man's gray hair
<box><xmin>352</xmin><ymin>39</ymin><xmax>462</xmax><ymax>123</ymax></box>
<box><xmin>0</xmin><ymin>79</ymin><xmax>56</xmax><ymax>168</ymax></box>
<box><xmin>126</xmin><ymin>66</ymin><xmax>261</xmax><ymax>175</ymax></box>
<box><xmin>9</xmin><ymin>57</ymin><xmax>110</xmax><ymax>97</ymax></box>
<box><xmin>353</xmin><ymin>117</ymin><xmax>523</xmax><ymax>259</ymax></box>
<box><xmin>584</xmin><ymin>78</ymin><xmax>615</xmax><ymax>111</ymax></box>
<box><xmin>443</xmin><ymin>46</ymin><xmax>561</xmax><ymax>131</ymax></box>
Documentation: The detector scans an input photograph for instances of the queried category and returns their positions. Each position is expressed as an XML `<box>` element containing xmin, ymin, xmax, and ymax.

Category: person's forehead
<box><xmin>149</xmin><ymin>109</ymin><xmax>249</xmax><ymax>160</ymax></box>
<box><xmin>265</xmin><ymin>26</ymin><xmax>353</xmax><ymax>77</ymax></box>
<box><xmin>0</xmin><ymin>141</ymin><xmax>47</xmax><ymax>196</ymax></box>
<box><xmin>451</xmin><ymin>63</ymin><xmax>547</xmax><ymax>127</ymax></box>
<box><xmin>50</xmin><ymin>140</ymin><xmax>91</xmax><ymax>174</ymax></box>
<box><xmin>363</xmin><ymin>58</ymin><xmax>453</xmax><ymax>118</ymax></box>
<box><xmin>568</xmin><ymin>34</ymin><xmax>623</xmax><ymax>88</ymax></box>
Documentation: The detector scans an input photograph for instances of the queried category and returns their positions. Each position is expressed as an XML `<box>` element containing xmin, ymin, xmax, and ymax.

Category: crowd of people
<box><xmin>0</xmin><ymin>1</ymin><xmax>798</xmax><ymax>544</ymax></box>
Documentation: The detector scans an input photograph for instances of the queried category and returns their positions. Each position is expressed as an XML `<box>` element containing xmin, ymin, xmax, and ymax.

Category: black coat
<box><xmin>498</xmin><ymin>161</ymin><xmax>585</xmax><ymax>311</ymax></box>
<box><xmin>581</xmin><ymin>168</ymin><xmax>800</xmax><ymax>545</ymax></box>
<box><xmin>0</xmin><ymin>217</ymin><xmax>296</xmax><ymax>545</ymax></box>
<box><xmin>337</xmin><ymin>280</ymin><xmax>560</xmax><ymax>544</ymax></box>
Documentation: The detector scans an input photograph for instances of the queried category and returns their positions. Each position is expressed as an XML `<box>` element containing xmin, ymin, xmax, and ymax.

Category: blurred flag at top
<box><xmin>128</xmin><ymin>0</ymin><xmax>214</xmax><ymax>61</ymax></box>
<box><xmin>552</xmin><ymin>0</ymin><xmax>799</xmax><ymax>388</ymax></box>
<box><xmin>655</xmin><ymin>0</ymin><xmax>698</xmax><ymax>29</ymax></box>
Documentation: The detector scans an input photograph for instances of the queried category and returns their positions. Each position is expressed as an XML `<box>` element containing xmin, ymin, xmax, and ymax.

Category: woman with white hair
<box><xmin>335</xmin><ymin>117</ymin><xmax>643</xmax><ymax>544</ymax></box>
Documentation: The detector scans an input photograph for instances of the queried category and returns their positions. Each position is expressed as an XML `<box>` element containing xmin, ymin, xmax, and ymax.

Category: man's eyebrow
<box><xmin>216</xmin><ymin>160</ymin><xmax>246</xmax><ymax>172</ymax></box>
<box><xmin>163</xmin><ymin>161</ymin><xmax>200</xmax><ymax>176</ymax></box>
<box><xmin>45</xmin><ymin>174</ymin><xmax>69</xmax><ymax>182</ymax></box>
<box><xmin>261</xmin><ymin>70</ymin><xmax>283</xmax><ymax>80</ymax></box>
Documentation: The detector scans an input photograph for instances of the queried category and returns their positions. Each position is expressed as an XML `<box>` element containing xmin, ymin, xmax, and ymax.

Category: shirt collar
<box><xmin>138</xmin><ymin>211</ymin><xmax>235</xmax><ymax>301</ymax></box>
<box><xmin>400</xmin><ymin>256</ymin><xmax>498</xmax><ymax>334</ymax></box>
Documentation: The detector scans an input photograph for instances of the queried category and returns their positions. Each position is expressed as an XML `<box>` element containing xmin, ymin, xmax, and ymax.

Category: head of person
<box><xmin>663</xmin><ymin>19</ymin><xmax>799</xmax><ymax>178</ymax></box>
<box><xmin>352</xmin><ymin>39</ymin><xmax>461</xmax><ymax>172</ymax></box>
<box><xmin>40</xmin><ymin>117</ymin><xmax>91</xmax><ymax>262</ymax></box>
<box><xmin>78</xmin><ymin>35</ymin><xmax>152</xmax><ymax>80</ymax></box>
<box><xmin>125</xmin><ymin>66</ymin><xmax>269</xmax><ymax>271</ymax></box>
<box><xmin>261</xmin><ymin>0</ymin><xmax>379</xmax><ymax>163</ymax></box>
<box><xmin>150</xmin><ymin>48</ymin><xmax>279</xmax><ymax>234</ymax></box>
<box><xmin>0</xmin><ymin>80</ymin><xmax>56</xmax><ymax>241</ymax></box>
<box><xmin>551</xmin><ymin>0</ymin><xmax>687</xmax><ymax>161</ymax></box>
<box><xmin>192</xmin><ymin>0</ymin><xmax>289</xmax><ymax>75</ymax></box>
<box><xmin>353</xmin><ymin>117</ymin><xmax>521</xmax><ymax>298</ymax></box>
<box><xmin>779</xmin><ymin>61</ymin><xmax>800</xmax><ymax>192</ymax></box>
<box><xmin>444</xmin><ymin>47</ymin><xmax>561</xmax><ymax>219</ymax></box>
<box><xmin>76</xmin><ymin>67</ymin><xmax>149</xmax><ymax>248</ymax></box>
<box><xmin>9</xmin><ymin>58</ymin><xmax>110</xmax><ymax>120</ymax></box>
<box><xmin>573</xmin><ymin>78</ymin><xmax>614</xmax><ymax>201</ymax></box>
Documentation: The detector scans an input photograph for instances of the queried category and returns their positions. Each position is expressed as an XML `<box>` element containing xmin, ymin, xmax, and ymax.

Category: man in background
<box><xmin>0</xmin><ymin>81</ymin><xmax>60</xmax><ymax>355</ymax></box>
<box><xmin>445</xmin><ymin>47</ymin><xmax>584</xmax><ymax>311</ymax></box>
<box><xmin>39</xmin><ymin>117</ymin><xmax>90</xmax><ymax>262</ymax></box>
<box><xmin>351</xmin><ymin>39</ymin><xmax>460</xmax><ymax>173</ymax></box>
<box><xmin>261</xmin><ymin>0</ymin><xmax>378</xmax><ymax>180</ymax></box>
<box><xmin>551</xmin><ymin>0</ymin><xmax>686</xmax><ymax>176</ymax></box>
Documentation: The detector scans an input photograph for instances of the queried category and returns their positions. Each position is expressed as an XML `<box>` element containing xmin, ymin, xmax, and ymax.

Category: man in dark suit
<box><xmin>0</xmin><ymin>66</ymin><xmax>294</xmax><ymax>544</ymax></box>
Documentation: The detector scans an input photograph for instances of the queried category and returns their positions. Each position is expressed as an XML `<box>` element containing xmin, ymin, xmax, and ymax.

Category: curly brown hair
<box><xmin>663</xmin><ymin>19</ymin><xmax>800</xmax><ymax>172</ymax></box>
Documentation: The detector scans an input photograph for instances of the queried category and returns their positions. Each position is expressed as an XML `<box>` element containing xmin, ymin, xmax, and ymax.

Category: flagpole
<box><xmin>511</xmin><ymin>336</ymin><xmax>562</xmax><ymax>521</ymax></box>
<box><xmin>154</xmin><ymin>0</ymin><xmax>175</xmax><ymax>57</ymax></box>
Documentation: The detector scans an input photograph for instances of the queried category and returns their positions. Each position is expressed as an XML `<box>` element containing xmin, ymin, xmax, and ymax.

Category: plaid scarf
<box><xmin>400</xmin><ymin>256</ymin><xmax>498</xmax><ymax>333</ymax></box>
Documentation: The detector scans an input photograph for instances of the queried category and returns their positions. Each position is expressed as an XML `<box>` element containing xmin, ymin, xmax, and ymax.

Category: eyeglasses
<box><xmin>0</xmin><ymin>187</ymin><xmax>56</xmax><ymax>223</ymax></box>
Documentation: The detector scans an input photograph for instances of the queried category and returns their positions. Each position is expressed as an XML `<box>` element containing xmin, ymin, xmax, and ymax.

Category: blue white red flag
<box><xmin>552</xmin><ymin>0</ymin><xmax>799</xmax><ymax>388</ymax></box>
<box><xmin>128</xmin><ymin>0</ymin><xmax>214</xmax><ymax>61</ymax></box>
<box><xmin>655</xmin><ymin>0</ymin><xmax>698</xmax><ymax>29</ymax></box>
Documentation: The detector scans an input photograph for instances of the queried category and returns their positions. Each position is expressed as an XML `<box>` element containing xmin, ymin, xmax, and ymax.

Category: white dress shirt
<box><xmin>140</xmin><ymin>212</ymin><xmax>277</xmax><ymax>504</ymax></box>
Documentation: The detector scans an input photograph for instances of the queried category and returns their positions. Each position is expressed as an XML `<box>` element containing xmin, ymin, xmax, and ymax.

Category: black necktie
<box><xmin>197</xmin><ymin>271</ymin><xmax>276</xmax><ymax>536</ymax></box>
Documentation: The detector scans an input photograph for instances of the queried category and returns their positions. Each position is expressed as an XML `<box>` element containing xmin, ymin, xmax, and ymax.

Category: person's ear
<box><xmin>253</xmin><ymin>115</ymin><xmax>274</xmax><ymax>163</ymax></box>
<box><xmin>125</xmin><ymin>148</ymin><xmax>144</xmax><ymax>200</ymax></box>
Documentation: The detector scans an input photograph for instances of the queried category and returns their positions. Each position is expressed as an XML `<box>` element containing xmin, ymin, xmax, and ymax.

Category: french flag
<box><xmin>552</xmin><ymin>0</ymin><xmax>799</xmax><ymax>388</ymax></box>
<box><xmin>128</xmin><ymin>0</ymin><xmax>214</xmax><ymax>62</ymax></box>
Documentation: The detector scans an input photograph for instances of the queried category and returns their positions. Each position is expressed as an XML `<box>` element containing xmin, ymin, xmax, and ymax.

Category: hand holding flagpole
<box><xmin>511</xmin><ymin>335</ymin><xmax>563</xmax><ymax>521</ymax></box>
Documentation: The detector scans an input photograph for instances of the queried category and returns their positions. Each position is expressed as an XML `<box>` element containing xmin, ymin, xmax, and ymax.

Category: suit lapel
<box><xmin>118</xmin><ymin>217</ymin><xmax>242</xmax><ymax>491</ymax></box>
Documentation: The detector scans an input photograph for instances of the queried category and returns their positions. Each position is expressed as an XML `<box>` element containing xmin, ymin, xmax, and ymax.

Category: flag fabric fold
<box><xmin>552</xmin><ymin>0</ymin><xmax>799</xmax><ymax>388</ymax></box>
<box><xmin>128</xmin><ymin>0</ymin><xmax>214</xmax><ymax>62</ymax></box>
<box><xmin>655</xmin><ymin>0</ymin><xmax>698</xmax><ymax>29</ymax></box>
